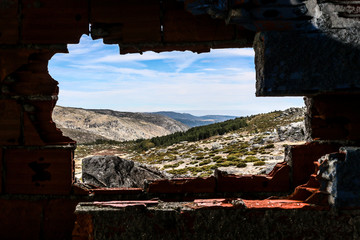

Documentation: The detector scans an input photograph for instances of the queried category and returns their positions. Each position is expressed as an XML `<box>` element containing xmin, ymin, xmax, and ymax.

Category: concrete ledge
<box><xmin>73</xmin><ymin>200</ymin><xmax>360</xmax><ymax>240</ymax></box>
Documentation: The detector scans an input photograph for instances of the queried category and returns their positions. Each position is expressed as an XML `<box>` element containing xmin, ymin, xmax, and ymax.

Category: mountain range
<box><xmin>152</xmin><ymin>111</ymin><xmax>237</xmax><ymax>127</ymax></box>
<box><xmin>53</xmin><ymin>106</ymin><xmax>189</xmax><ymax>144</ymax></box>
<box><xmin>53</xmin><ymin>106</ymin><xmax>238</xmax><ymax>144</ymax></box>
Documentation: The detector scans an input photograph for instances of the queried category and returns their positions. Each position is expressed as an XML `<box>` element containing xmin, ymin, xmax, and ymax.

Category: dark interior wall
<box><xmin>1</xmin><ymin>0</ymin><xmax>360</xmax><ymax>239</ymax></box>
<box><xmin>0</xmin><ymin>1</ymin><xmax>255</xmax><ymax>239</ymax></box>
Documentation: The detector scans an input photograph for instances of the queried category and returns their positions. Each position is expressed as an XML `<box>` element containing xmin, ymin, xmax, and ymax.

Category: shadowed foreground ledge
<box><xmin>73</xmin><ymin>200</ymin><xmax>360</xmax><ymax>240</ymax></box>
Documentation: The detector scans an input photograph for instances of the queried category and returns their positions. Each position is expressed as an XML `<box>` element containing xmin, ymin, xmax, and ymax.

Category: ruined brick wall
<box><xmin>1</xmin><ymin>0</ymin><xmax>360</xmax><ymax>239</ymax></box>
<box><xmin>0</xmin><ymin>1</ymin><xmax>254</xmax><ymax>239</ymax></box>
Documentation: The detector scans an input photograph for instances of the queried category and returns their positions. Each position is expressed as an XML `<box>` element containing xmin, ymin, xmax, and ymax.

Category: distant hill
<box><xmin>53</xmin><ymin>106</ymin><xmax>189</xmax><ymax>144</ymax></box>
<box><xmin>135</xmin><ymin>107</ymin><xmax>306</xmax><ymax>150</ymax></box>
<box><xmin>152</xmin><ymin>111</ymin><xmax>237</xmax><ymax>127</ymax></box>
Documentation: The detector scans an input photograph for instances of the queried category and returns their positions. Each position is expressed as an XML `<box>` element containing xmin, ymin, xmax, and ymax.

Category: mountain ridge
<box><xmin>53</xmin><ymin>106</ymin><xmax>190</xmax><ymax>144</ymax></box>
<box><xmin>152</xmin><ymin>111</ymin><xmax>237</xmax><ymax>127</ymax></box>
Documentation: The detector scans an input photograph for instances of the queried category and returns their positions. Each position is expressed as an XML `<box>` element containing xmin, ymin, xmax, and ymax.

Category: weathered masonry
<box><xmin>1</xmin><ymin>0</ymin><xmax>360</xmax><ymax>239</ymax></box>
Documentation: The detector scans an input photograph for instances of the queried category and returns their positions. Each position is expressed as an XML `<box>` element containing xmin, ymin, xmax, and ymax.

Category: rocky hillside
<box><xmin>53</xmin><ymin>106</ymin><xmax>189</xmax><ymax>143</ymax></box>
<box><xmin>73</xmin><ymin>107</ymin><xmax>306</xmax><ymax>180</ymax></box>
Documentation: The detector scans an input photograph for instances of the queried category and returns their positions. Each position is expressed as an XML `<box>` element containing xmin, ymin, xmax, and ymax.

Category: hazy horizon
<box><xmin>49</xmin><ymin>35</ymin><xmax>304</xmax><ymax>115</ymax></box>
<box><xmin>56</xmin><ymin>104</ymin><xmax>304</xmax><ymax>118</ymax></box>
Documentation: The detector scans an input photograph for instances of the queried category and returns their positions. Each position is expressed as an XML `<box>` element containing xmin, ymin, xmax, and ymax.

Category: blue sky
<box><xmin>49</xmin><ymin>35</ymin><xmax>304</xmax><ymax>117</ymax></box>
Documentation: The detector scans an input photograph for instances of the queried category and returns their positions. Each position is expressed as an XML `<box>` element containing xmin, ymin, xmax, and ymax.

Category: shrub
<box><xmin>264</xmin><ymin>144</ymin><xmax>275</xmax><ymax>149</ymax></box>
<box><xmin>167</xmin><ymin>168</ymin><xmax>188</xmax><ymax>175</ymax></box>
<box><xmin>253</xmin><ymin>161</ymin><xmax>266</xmax><ymax>166</ymax></box>
<box><xmin>199</xmin><ymin>159</ymin><xmax>211</xmax><ymax>166</ymax></box>
<box><xmin>236</xmin><ymin>162</ymin><xmax>247</xmax><ymax>168</ymax></box>
<box><xmin>217</xmin><ymin>161</ymin><xmax>234</xmax><ymax>167</ymax></box>
<box><xmin>163</xmin><ymin>161</ymin><xmax>183</xmax><ymax>169</ymax></box>
<box><xmin>244</xmin><ymin>156</ymin><xmax>260</xmax><ymax>162</ymax></box>
<box><xmin>245</xmin><ymin>151</ymin><xmax>256</xmax><ymax>155</ymax></box>
<box><xmin>227</xmin><ymin>155</ymin><xmax>239</xmax><ymax>162</ymax></box>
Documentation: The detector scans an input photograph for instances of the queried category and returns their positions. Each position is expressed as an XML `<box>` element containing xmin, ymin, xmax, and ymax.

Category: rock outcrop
<box><xmin>277</xmin><ymin>121</ymin><xmax>306</xmax><ymax>142</ymax></box>
<box><xmin>82</xmin><ymin>156</ymin><xmax>171</xmax><ymax>188</ymax></box>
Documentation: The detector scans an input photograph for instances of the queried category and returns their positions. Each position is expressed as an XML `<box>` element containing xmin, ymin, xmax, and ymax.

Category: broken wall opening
<box><xmin>2</xmin><ymin>0</ymin><xmax>360</xmax><ymax>239</ymax></box>
<box><xmin>48</xmin><ymin>33</ymin><xmax>306</xmax><ymax>191</ymax></box>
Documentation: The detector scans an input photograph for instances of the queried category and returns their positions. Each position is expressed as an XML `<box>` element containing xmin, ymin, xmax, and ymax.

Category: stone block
<box><xmin>0</xmin><ymin>199</ymin><xmax>43</xmax><ymax>240</ymax></box>
<box><xmin>83</xmin><ymin>156</ymin><xmax>168</xmax><ymax>189</ymax></box>
<box><xmin>73</xmin><ymin>200</ymin><xmax>356</xmax><ymax>239</ymax></box>
<box><xmin>319</xmin><ymin>147</ymin><xmax>360</xmax><ymax>208</ymax></box>
<box><xmin>0</xmin><ymin>100</ymin><xmax>21</xmax><ymax>145</ymax></box>
<box><xmin>4</xmin><ymin>148</ymin><xmax>73</xmax><ymax>194</ymax></box>
<box><xmin>254</xmin><ymin>30</ymin><xmax>360</xmax><ymax>96</ymax></box>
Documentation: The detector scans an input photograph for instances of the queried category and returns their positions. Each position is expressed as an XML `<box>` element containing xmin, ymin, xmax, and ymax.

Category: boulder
<box><xmin>82</xmin><ymin>155</ymin><xmax>170</xmax><ymax>188</ymax></box>
<box><xmin>277</xmin><ymin>121</ymin><xmax>305</xmax><ymax>142</ymax></box>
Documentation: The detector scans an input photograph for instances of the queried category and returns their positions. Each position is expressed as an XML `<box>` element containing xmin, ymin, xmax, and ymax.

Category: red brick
<box><xmin>304</xmin><ymin>190</ymin><xmax>329</xmax><ymax>206</ymax></box>
<box><xmin>0</xmin><ymin>148</ymin><xmax>2</xmax><ymax>193</ymax></box>
<box><xmin>267</xmin><ymin>162</ymin><xmax>290</xmax><ymax>191</ymax></box>
<box><xmin>147</xmin><ymin>177</ymin><xmax>216</xmax><ymax>194</ymax></box>
<box><xmin>23</xmin><ymin>111</ymin><xmax>45</xmax><ymax>146</ymax></box>
<box><xmin>0</xmin><ymin>0</ymin><xmax>19</xmax><ymax>44</ymax></box>
<box><xmin>72</xmin><ymin>213</ymin><xmax>94</xmax><ymax>240</ymax></box>
<box><xmin>289</xmin><ymin>186</ymin><xmax>316</xmax><ymax>201</ymax></box>
<box><xmin>22</xmin><ymin>0</ymin><xmax>89</xmax><ymax>44</ymax></box>
<box><xmin>5</xmin><ymin>148</ymin><xmax>73</xmax><ymax>194</ymax></box>
<box><xmin>163</xmin><ymin>1</ymin><xmax>236</xmax><ymax>43</ymax></box>
<box><xmin>0</xmin><ymin>49</ymin><xmax>35</xmax><ymax>82</ymax></box>
<box><xmin>72</xmin><ymin>183</ymin><xmax>91</xmax><ymax>195</ymax></box>
<box><xmin>186</xmin><ymin>199</ymin><xmax>242</xmax><ymax>209</ymax></box>
<box><xmin>43</xmin><ymin>199</ymin><xmax>80</xmax><ymax>240</ymax></box>
<box><xmin>216</xmin><ymin>163</ymin><xmax>290</xmax><ymax>193</ymax></box>
<box><xmin>242</xmin><ymin>199</ymin><xmax>313</xmax><ymax>209</ymax></box>
<box><xmin>307</xmin><ymin>94</ymin><xmax>360</xmax><ymax>141</ymax></box>
<box><xmin>27</xmin><ymin>100</ymin><xmax>75</xmax><ymax>144</ymax></box>
<box><xmin>0</xmin><ymin>100</ymin><xmax>21</xmax><ymax>145</ymax></box>
<box><xmin>289</xmin><ymin>142</ymin><xmax>340</xmax><ymax>187</ymax></box>
<box><xmin>8</xmin><ymin>51</ymin><xmax>60</xmax><ymax>96</ymax></box>
<box><xmin>91</xmin><ymin>0</ymin><xmax>161</xmax><ymax>43</ymax></box>
<box><xmin>0</xmin><ymin>199</ymin><xmax>43</xmax><ymax>240</ymax></box>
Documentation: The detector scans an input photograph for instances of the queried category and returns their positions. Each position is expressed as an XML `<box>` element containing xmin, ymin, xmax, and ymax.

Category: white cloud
<box><xmin>50</xmin><ymin>34</ymin><xmax>303</xmax><ymax>116</ymax></box>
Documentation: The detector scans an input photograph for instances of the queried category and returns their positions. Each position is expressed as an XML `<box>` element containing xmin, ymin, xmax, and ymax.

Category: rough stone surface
<box><xmin>277</xmin><ymin>121</ymin><xmax>306</xmax><ymax>142</ymax></box>
<box><xmin>74</xmin><ymin>201</ymin><xmax>360</xmax><ymax>240</ymax></box>
<box><xmin>82</xmin><ymin>156</ymin><xmax>170</xmax><ymax>188</ymax></box>
<box><xmin>254</xmin><ymin>30</ymin><xmax>360</xmax><ymax>96</ymax></box>
<box><xmin>319</xmin><ymin>147</ymin><xmax>360</xmax><ymax>208</ymax></box>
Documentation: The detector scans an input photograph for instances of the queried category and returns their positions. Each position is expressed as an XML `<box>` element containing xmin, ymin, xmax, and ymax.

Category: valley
<box><xmin>58</xmin><ymin>107</ymin><xmax>306</xmax><ymax>181</ymax></box>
